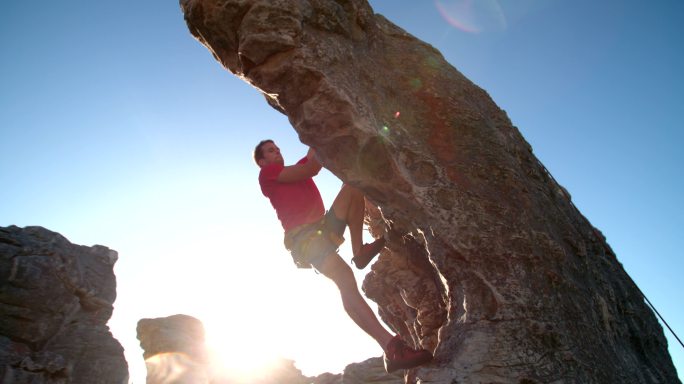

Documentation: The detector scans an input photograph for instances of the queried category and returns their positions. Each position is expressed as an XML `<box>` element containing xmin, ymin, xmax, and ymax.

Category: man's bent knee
<box><xmin>341</xmin><ymin>184</ymin><xmax>363</xmax><ymax>199</ymax></box>
<box><xmin>314</xmin><ymin>253</ymin><xmax>357</xmax><ymax>291</ymax></box>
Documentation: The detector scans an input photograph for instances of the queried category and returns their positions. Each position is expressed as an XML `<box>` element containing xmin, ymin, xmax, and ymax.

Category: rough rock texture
<box><xmin>137</xmin><ymin>314</ymin><xmax>211</xmax><ymax>383</ymax></box>
<box><xmin>180</xmin><ymin>1</ymin><xmax>680</xmax><ymax>383</ymax></box>
<box><xmin>342</xmin><ymin>357</ymin><xmax>404</xmax><ymax>384</ymax></box>
<box><xmin>0</xmin><ymin>225</ymin><xmax>128</xmax><ymax>384</ymax></box>
<box><xmin>137</xmin><ymin>314</ymin><xmax>208</xmax><ymax>362</ymax></box>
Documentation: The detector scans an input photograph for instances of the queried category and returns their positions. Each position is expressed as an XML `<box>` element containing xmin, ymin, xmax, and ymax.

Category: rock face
<box><xmin>0</xmin><ymin>225</ymin><xmax>128</xmax><ymax>384</ymax></box>
<box><xmin>180</xmin><ymin>1</ymin><xmax>680</xmax><ymax>383</ymax></box>
<box><xmin>342</xmin><ymin>357</ymin><xmax>404</xmax><ymax>384</ymax></box>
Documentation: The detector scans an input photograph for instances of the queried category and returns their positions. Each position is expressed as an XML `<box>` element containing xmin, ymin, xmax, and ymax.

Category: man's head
<box><xmin>254</xmin><ymin>139</ymin><xmax>283</xmax><ymax>167</ymax></box>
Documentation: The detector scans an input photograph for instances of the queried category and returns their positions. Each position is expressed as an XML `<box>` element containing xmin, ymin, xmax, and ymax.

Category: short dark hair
<box><xmin>253</xmin><ymin>139</ymin><xmax>274</xmax><ymax>165</ymax></box>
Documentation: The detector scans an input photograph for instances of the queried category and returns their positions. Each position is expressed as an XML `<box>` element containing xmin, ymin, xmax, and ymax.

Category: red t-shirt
<box><xmin>259</xmin><ymin>156</ymin><xmax>325</xmax><ymax>232</ymax></box>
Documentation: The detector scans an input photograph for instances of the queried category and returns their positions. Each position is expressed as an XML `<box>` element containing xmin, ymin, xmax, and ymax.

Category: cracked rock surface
<box><xmin>0</xmin><ymin>225</ymin><xmax>128</xmax><ymax>384</ymax></box>
<box><xmin>181</xmin><ymin>1</ymin><xmax>680</xmax><ymax>382</ymax></box>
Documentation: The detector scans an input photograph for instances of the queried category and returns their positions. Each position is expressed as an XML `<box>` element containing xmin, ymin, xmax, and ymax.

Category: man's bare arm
<box><xmin>277</xmin><ymin>148</ymin><xmax>323</xmax><ymax>183</ymax></box>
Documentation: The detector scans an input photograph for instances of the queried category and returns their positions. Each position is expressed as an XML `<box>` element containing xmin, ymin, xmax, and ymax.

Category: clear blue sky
<box><xmin>1</xmin><ymin>1</ymin><xmax>682</xmax><ymax>382</ymax></box>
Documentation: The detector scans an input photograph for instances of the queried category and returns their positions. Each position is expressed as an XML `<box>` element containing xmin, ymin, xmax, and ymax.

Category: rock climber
<box><xmin>254</xmin><ymin>139</ymin><xmax>433</xmax><ymax>372</ymax></box>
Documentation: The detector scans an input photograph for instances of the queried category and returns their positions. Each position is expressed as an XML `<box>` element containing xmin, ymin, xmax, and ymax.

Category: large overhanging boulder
<box><xmin>180</xmin><ymin>1</ymin><xmax>680</xmax><ymax>382</ymax></box>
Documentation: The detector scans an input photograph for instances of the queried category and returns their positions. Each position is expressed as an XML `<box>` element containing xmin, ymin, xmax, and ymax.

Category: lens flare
<box><xmin>145</xmin><ymin>353</ymin><xmax>210</xmax><ymax>383</ymax></box>
<box><xmin>410</xmin><ymin>78</ymin><xmax>423</xmax><ymax>91</ymax></box>
<box><xmin>435</xmin><ymin>0</ymin><xmax>507</xmax><ymax>34</ymax></box>
<box><xmin>208</xmin><ymin>340</ymin><xmax>283</xmax><ymax>383</ymax></box>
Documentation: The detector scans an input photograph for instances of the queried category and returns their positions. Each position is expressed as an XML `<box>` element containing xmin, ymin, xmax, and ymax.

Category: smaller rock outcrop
<box><xmin>0</xmin><ymin>225</ymin><xmax>128</xmax><ymax>384</ymax></box>
<box><xmin>137</xmin><ymin>314</ymin><xmax>211</xmax><ymax>383</ymax></box>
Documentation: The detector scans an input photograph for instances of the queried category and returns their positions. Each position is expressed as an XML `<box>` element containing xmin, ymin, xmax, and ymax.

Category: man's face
<box><xmin>258</xmin><ymin>141</ymin><xmax>284</xmax><ymax>167</ymax></box>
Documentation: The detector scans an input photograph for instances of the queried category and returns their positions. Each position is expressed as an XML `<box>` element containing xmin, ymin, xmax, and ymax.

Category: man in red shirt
<box><xmin>255</xmin><ymin>139</ymin><xmax>433</xmax><ymax>373</ymax></box>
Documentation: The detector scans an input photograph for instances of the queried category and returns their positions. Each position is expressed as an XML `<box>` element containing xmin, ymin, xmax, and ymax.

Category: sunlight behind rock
<box><xmin>145</xmin><ymin>353</ymin><xmax>210</xmax><ymax>383</ymax></box>
<box><xmin>208</xmin><ymin>349</ymin><xmax>283</xmax><ymax>384</ymax></box>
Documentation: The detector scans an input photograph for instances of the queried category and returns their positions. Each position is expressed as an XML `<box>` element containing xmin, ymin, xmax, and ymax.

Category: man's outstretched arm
<box><xmin>277</xmin><ymin>148</ymin><xmax>322</xmax><ymax>183</ymax></box>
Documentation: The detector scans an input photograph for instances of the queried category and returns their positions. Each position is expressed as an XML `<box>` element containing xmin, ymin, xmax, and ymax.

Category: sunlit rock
<box><xmin>342</xmin><ymin>357</ymin><xmax>403</xmax><ymax>383</ymax></box>
<box><xmin>137</xmin><ymin>314</ymin><xmax>210</xmax><ymax>384</ymax></box>
<box><xmin>181</xmin><ymin>0</ymin><xmax>680</xmax><ymax>382</ymax></box>
<box><xmin>0</xmin><ymin>225</ymin><xmax>128</xmax><ymax>383</ymax></box>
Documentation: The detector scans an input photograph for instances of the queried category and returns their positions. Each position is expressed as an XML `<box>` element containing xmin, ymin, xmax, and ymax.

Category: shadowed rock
<box><xmin>180</xmin><ymin>1</ymin><xmax>680</xmax><ymax>382</ymax></box>
<box><xmin>0</xmin><ymin>225</ymin><xmax>128</xmax><ymax>383</ymax></box>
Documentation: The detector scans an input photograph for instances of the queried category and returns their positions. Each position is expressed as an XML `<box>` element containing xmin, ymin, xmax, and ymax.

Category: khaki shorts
<box><xmin>283</xmin><ymin>211</ymin><xmax>346</xmax><ymax>269</ymax></box>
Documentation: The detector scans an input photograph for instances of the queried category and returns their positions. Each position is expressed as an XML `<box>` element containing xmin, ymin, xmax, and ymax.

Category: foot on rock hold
<box><xmin>383</xmin><ymin>335</ymin><xmax>433</xmax><ymax>373</ymax></box>
<box><xmin>352</xmin><ymin>237</ymin><xmax>386</xmax><ymax>269</ymax></box>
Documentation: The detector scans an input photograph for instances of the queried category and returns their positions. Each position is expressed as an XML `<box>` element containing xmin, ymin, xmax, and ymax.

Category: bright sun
<box><xmin>207</xmin><ymin>341</ymin><xmax>283</xmax><ymax>383</ymax></box>
<box><xmin>185</xmin><ymin>235</ymin><xmax>314</xmax><ymax>380</ymax></box>
<box><xmin>163</xmin><ymin>224</ymin><xmax>381</xmax><ymax>382</ymax></box>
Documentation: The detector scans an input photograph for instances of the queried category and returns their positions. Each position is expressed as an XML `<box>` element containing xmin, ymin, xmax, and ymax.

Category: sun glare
<box><xmin>207</xmin><ymin>342</ymin><xmax>283</xmax><ymax>383</ymax></box>
<box><xmin>148</xmin><ymin>212</ymin><xmax>382</xmax><ymax>381</ymax></box>
<box><xmin>145</xmin><ymin>353</ymin><xmax>210</xmax><ymax>383</ymax></box>
<box><xmin>197</xmin><ymin>266</ymin><xmax>343</xmax><ymax>379</ymax></box>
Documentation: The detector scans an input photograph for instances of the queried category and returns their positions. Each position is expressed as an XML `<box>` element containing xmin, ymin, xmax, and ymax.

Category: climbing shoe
<box><xmin>383</xmin><ymin>335</ymin><xmax>433</xmax><ymax>373</ymax></box>
<box><xmin>351</xmin><ymin>237</ymin><xmax>386</xmax><ymax>269</ymax></box>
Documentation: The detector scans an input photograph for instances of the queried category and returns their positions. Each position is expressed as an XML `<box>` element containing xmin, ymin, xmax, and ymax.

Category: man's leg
<box><xmin>330</xmin><ymin>184</ymin><xmax>365</xmax><ymax>256</ymax></box>
<box><xmin>314</xmin><ymin>251</ymin><xmax>394</xmax><ymax>349</ymax></box>
<box><xmin>313</xmin><ymin>252</ymin><xmax>434</xmax><ymax>372</ymax></box>
<box><xmin>330</xmin><ymin>184</ymin><xmax>385</xmax><ymax>268</ymax></box>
